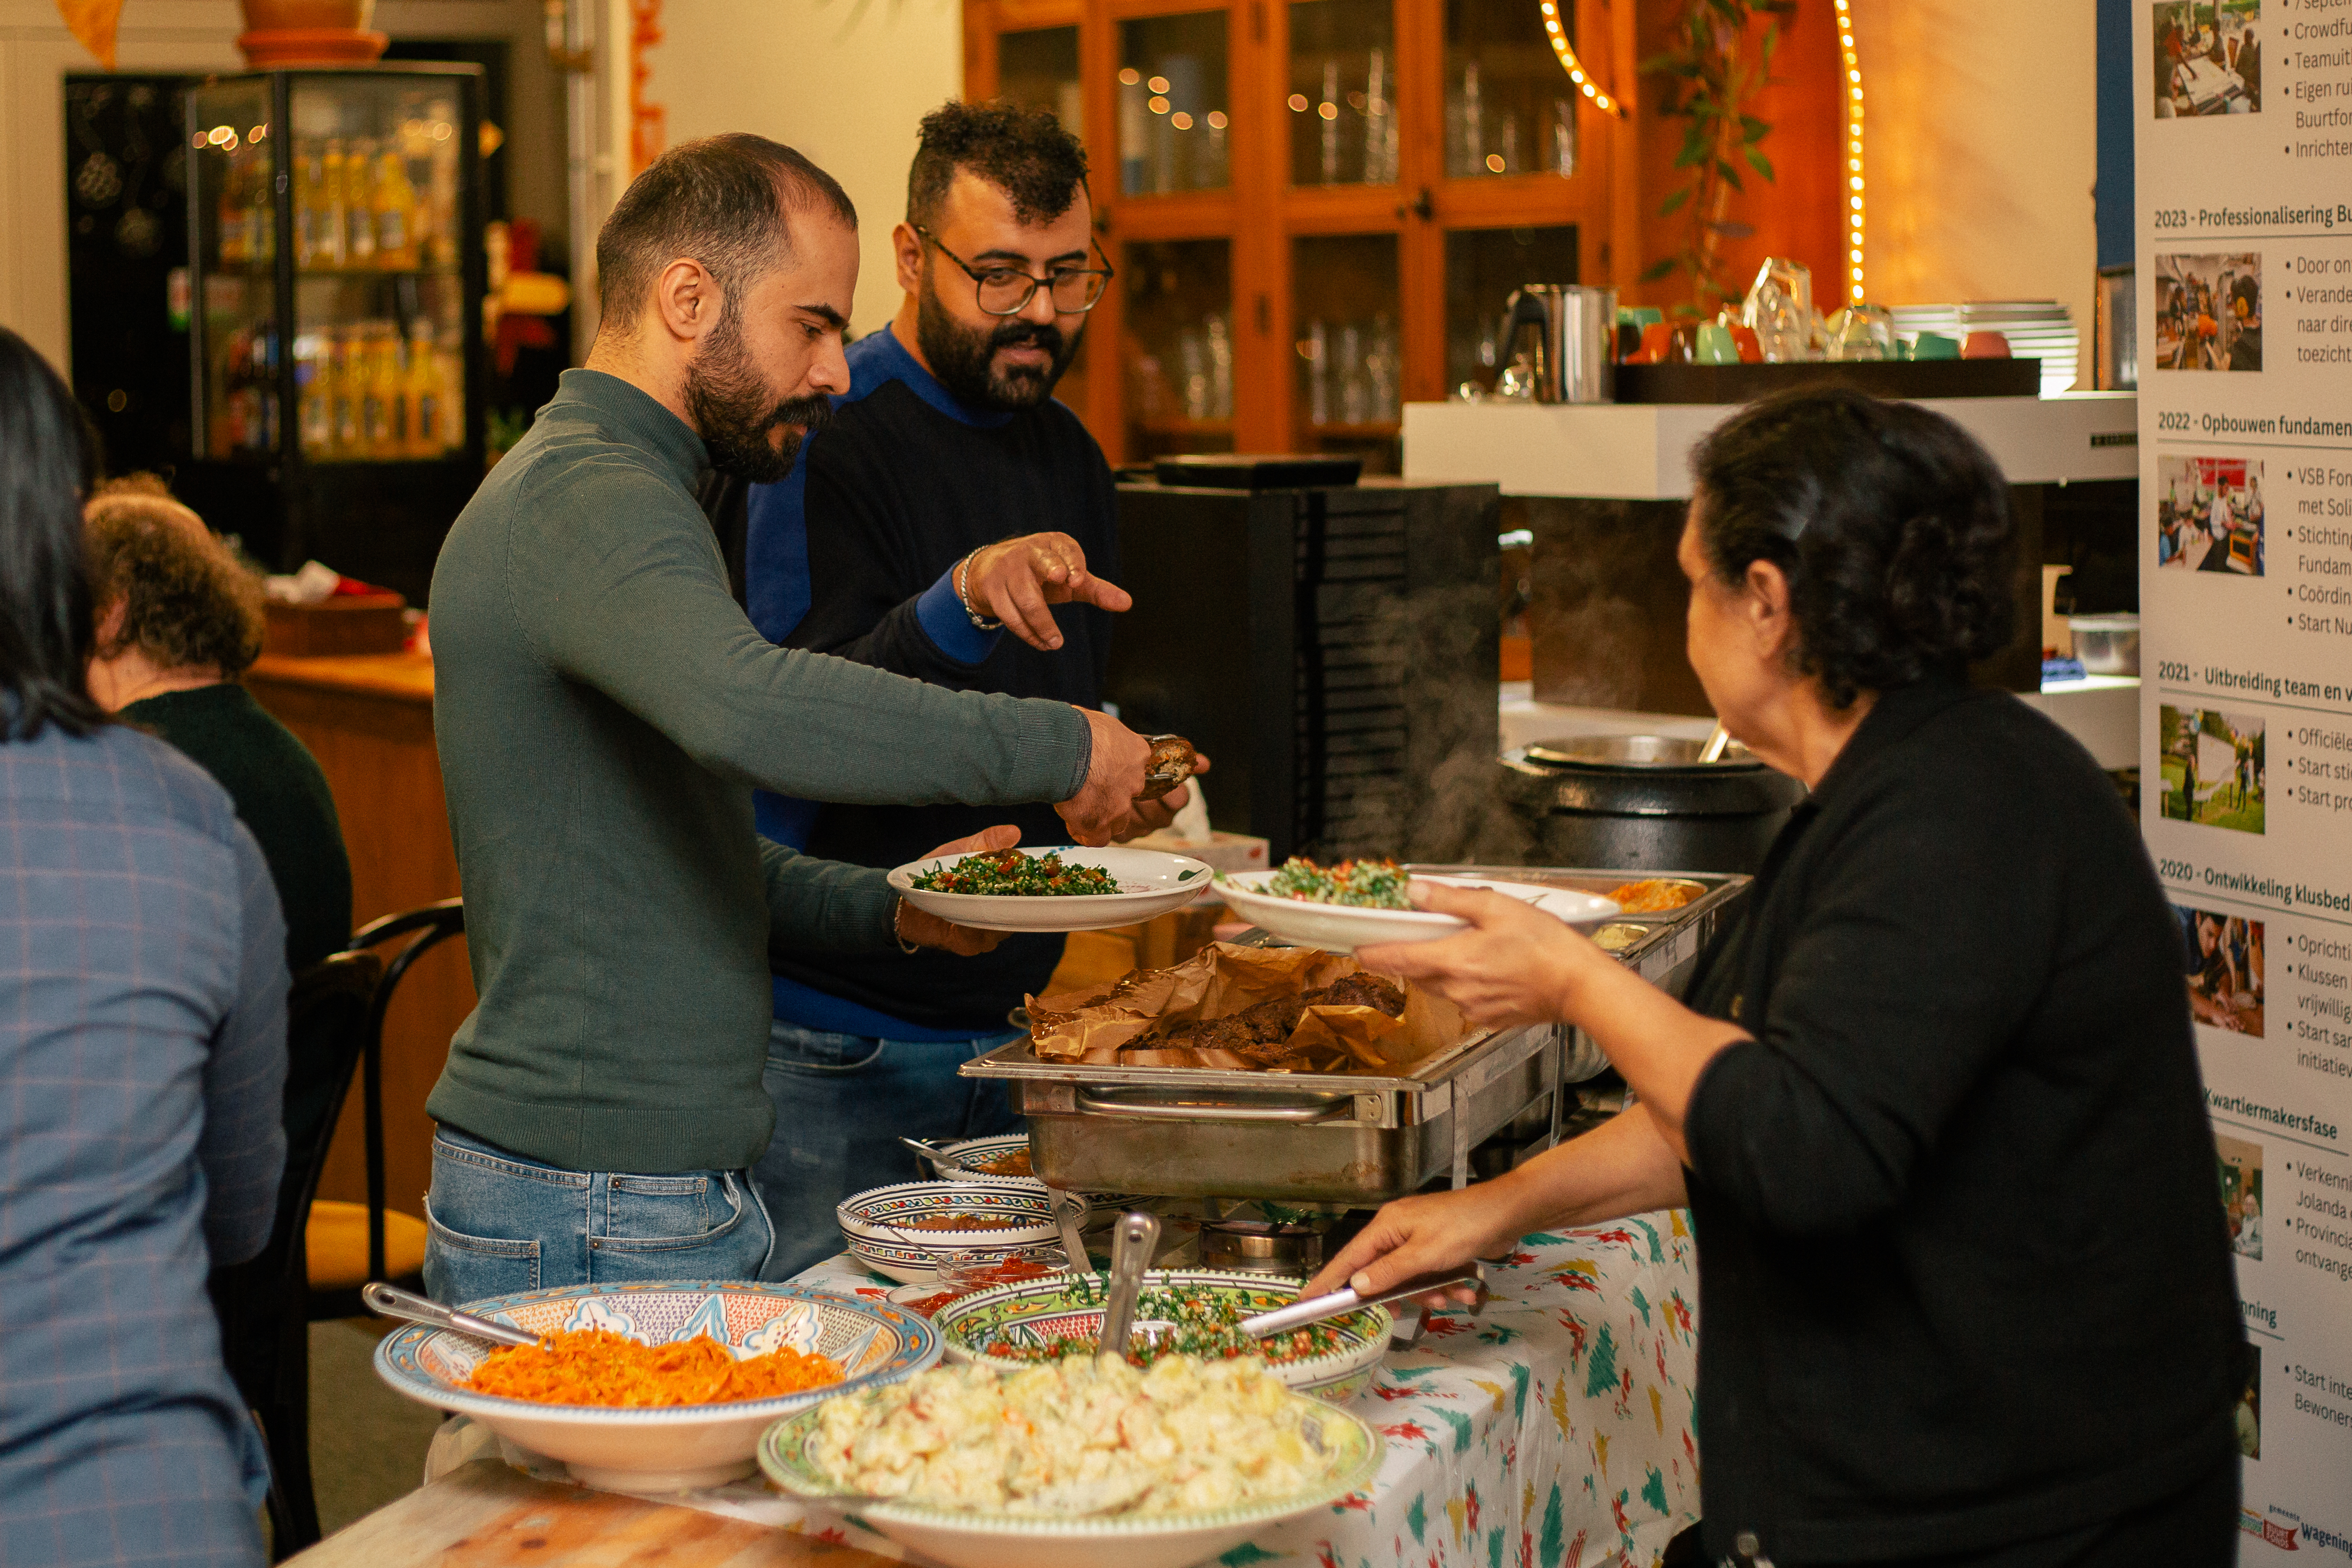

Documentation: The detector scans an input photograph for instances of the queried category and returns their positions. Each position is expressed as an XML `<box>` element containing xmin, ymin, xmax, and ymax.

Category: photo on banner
<box><xmin>2152</xmin><ymin>0</ymin><xmax>2263</xmax><ymax>118</ymax></box>
<box><xmin>2178</xmin><ymin>904</ymin><xmax>2266</xmax><ymax>1036</ymax></box>
<box><xmin>2158</xmin><ymin>705</ymin><xmax>2266</xmax><ymax>833</ymax></box>
<box><xmin>2153</xmin><ymin>252</ymin><xmax>2262</xmax><ymax>371</ymax></box>
<box><xmin>2239</xmin><ymin>1342</ymin><xmax>2262</xmax><ymax>1461</ymax></box>
<box><xmin>2157</xmin><ymin>455</ymin><xmax>2265</xmax><ymax>575</ymax></box>
<box><xmin>2215</xmin><ymin>1131</ymin><xmax>2264</xmax><ymax>1262</ymax></box>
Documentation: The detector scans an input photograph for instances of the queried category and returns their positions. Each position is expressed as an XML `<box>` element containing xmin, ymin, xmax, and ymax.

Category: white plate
<box><xmin>889</xmin><ymin>846</ymin><xmax>1213</xmax><ymax>933</ymax></box>
<box><xmin>1215</xmin><ymin>871</ymin><xmax>1618</xmax><ymax>954</ymax></box>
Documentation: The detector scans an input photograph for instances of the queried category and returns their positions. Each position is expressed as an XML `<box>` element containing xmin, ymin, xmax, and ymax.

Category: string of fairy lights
<box><xmin>1538</xmin><ymin>2</ymin><xmax>1624</xmax><ymax>118</ymax></box>
<box><xmin>1539</xmin><ymin>3</ymin><xmax>1865</xmax><ymax>305</ymax></box>
<box><xmin>1835</xmin><ymin>0</ymin><xmax>1865</xmax><ymax>304</ymax></box>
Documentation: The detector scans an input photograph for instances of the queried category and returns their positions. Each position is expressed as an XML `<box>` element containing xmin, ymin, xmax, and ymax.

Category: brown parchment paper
<box><xmin>1025</xmin><ymin>941</ymin><xmax>1467</xmax><ymax>1073</ymax></box>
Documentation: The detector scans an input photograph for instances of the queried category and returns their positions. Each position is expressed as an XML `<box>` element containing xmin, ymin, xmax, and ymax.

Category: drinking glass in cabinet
<box><xmin>1445</xmin><ymin>0</ymin><xmax>1576</xmax><ymax>178</ymax></box>
<box><xmin>1000</xmin><ymin>26</ymin><xmax>1083</xmax><ymax>134</ymax></box>
<box><xmin>1288</xmin><ymin>0</ymin><xmax>1398</xmax><ymax>187</ymax></box>
<box><xmin>1293</xmin><ymin>234</ymin><xmax>1400</xmax><ymax>470</ymax></box>
<box><xmin>1444</xmin><ymin>225</ymin><xmax>1578</xmax><ymax>393</ymax></box>
<box><xmin>1122</xmin><ymin>239</ymin><xmax>1233</xmax><ymax>457</ymax></box>
<box><xmin>1118</xmin><ymin>12</ymin><xmax>1230</xmax><ymax>195</ymax></box>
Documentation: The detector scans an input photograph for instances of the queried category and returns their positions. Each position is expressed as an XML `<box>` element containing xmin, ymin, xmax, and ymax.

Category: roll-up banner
<box><xmin>2139</xmin><ymin>2</ymin><xmax>2352</xmax><ymax>1557</ymax></box>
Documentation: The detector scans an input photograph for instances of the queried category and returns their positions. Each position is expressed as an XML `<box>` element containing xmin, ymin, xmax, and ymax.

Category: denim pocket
<box><xmin>768</xmin><ymin>1028</ymin><xmax>888</xmax><ymax>1076</ymax></box>
<box><xmin>603</xmin><ymin>1173</ymin><xmax>711</xmax><ymax>1239</ymax></box>
<box><xmin>589</xmin><ymin>1175</ymin><xmax>770</xmax><ymax>1283</ymax></box>
<box><xmin>422</xmin><ymin>1200</ymin><xmax>541</xmax><ymax>1303</ymax></box>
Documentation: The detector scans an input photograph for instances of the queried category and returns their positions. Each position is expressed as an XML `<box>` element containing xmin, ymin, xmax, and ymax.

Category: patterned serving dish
<box><xmin>373</xmin><ymin>1280</ymin><xmax>938</xmax><ymax>1492</ymax></box>
<box><xmin>927</xmin><ymin>1133</ymin><xmax>1143</xmax><ymax>1225</ymax></box>
<box><xmin>836</xmin><ymin>1181</ymin><xmax>1060</xmax><ymax>1285</ymax></box>
<box><xmin>756</xmin><ymin>1386</ymin><xmax>1383</xmax><ymax>1568</ymax></box>
<box><xmin>932</xmin><ymin>1269</ymin><xmax>1391</xmax><ymax>1405</ymax></box>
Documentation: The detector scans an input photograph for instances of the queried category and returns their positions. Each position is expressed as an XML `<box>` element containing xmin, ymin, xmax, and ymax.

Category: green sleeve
<box><xmin>511</xmin><ymin>457</ymin><xmax>1091</xmax><ymax>805</ymax></box>
<box><xmin>756</xmin><ymin>837</ymin><xmax>899</xmax><ymax>955</ymax></box>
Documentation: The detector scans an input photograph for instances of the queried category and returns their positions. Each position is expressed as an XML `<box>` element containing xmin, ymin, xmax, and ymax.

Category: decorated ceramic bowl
<box><xmin>932</xmin><ymin>1270</ymin><xmax>1391</xmax><ymax>1405</ymax></box>
<box><xmin>926</xmin><ymin>1134</ymin><xmax>1142</xmax><ymax>1226</ymax></box>
<box><xmin>836</xmin><ymin>1181</ymin><xmax>1060</xmax><ymax>1285</ymax></box>
<box><xmin>372</xmin><ymin>1280</ymin><xmax>938</xmax><ymax>1492</ymax></box>
<box><xmin>756</xmin><ymin>1387</ymin><xmax>1383</xmax><ymax>1568</ymax></box>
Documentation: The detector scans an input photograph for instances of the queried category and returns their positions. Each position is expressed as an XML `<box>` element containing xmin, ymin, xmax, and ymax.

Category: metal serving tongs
<box><xmin>1095</xmin><ymin>1211</ymin><xmax>1161</xmax><ymax>1355</ymax></box>
<box><xmin>362</xmin><ymin>1281</ymin><xmax>541</xmax><ymax>1350</ymax></box>
<box><xmin>1237</xmin><ymin>1261</ymin><xmax>1490</xmax><ymax>1339</ymax></box>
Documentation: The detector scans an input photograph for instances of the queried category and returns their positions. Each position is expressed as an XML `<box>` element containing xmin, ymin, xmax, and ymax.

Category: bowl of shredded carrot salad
<box><xmin>374</xmin><ymin>1280</ymin><xmax>939</xmax><ymax>1492</ymax></box>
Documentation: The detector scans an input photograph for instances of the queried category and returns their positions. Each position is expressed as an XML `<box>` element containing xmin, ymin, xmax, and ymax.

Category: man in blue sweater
<box><xmin>708</xmin><ymin>103</ymin><xmax>1202</xmax><ymax>1275</ymax></box>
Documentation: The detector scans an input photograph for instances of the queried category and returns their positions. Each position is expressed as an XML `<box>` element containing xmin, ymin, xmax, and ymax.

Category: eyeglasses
<box><xmin>915</xmin><ymin>226</ymin><xmax>1115</xmax><ymax>317</ymax></box>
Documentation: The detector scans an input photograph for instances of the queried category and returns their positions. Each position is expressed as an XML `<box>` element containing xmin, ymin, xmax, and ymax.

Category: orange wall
<box><xmin>1624</xmin><ymin>2</ymin><xmax>1844</xmax><ymax>316</ymax></box>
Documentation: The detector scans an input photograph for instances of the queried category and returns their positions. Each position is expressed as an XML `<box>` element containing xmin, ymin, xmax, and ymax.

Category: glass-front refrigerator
<box><xmin>183</xmin><ymin>65</ymin><xmax>484</xmax><ymax>606</ymax></box>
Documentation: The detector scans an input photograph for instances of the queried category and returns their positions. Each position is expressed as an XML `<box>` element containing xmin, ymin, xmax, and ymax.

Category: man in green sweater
<box><xmin>422</xmin><ymin>134</ymin><xmax>1150</xmax><ymax>1303</ymax></box>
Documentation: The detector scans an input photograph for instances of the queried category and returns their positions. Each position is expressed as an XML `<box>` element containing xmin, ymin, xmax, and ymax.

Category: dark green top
<box><xmin>121</xmin><ymin>683</ymin><xmax>352</xmax><ymax>973</ymax></box>
<box><xmin>426</xmin><ymin>368</ymin><xmax>1092</xmax><ymax>1173</ymax></box>
<box><xmin>121</xmin><ymin>683</ymin><xmax>354</xmax><ymax>1180</ymax></box>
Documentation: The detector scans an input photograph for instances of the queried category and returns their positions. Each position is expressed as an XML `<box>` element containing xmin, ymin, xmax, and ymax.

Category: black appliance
<box><xmin>1105</xmin><ymin>476</ymin><xmax>1500</xmax><ymax>862</ymax></box>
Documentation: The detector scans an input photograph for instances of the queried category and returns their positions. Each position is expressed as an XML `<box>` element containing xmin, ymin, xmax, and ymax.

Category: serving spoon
<box><xmin>362</xmin><ymin>1281</ymin><xmax>540</xmax><ymax>1350</ymax></box>
<box><xmin>1095</xmin><ymin>1211</ymin><xmax>1161</xmax><ymax>1355</ymax></box>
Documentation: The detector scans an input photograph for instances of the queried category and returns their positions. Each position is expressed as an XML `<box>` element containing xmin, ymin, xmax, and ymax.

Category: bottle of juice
<box><xmin>250</xmin><ymin>149</ymin><xmax>275</xmax><ymax>265</ymax></box>
<box><xmin>403</xmin><ymin>320</ymin><xmax>444</xmax><ymax>456</ymax></box>
<box><xmin>344</xmin><ymin>140</ymin><xmax>378</xmax><ymax>267</ymax></box>
<box><xmin>372</xmin><ymin>148</ymin><xmax>419</xmax><ymax>270</ymax></box>
<box><xmin>357</xmin><ymin>324</ymin><xmax>390</xmax><ymax>456</ymax></box>
<box><xmin>294</xmin><ymin>141</ymin><xmax>323</xmax><ymax>270</ymax></box>
<box><xmin>318</xmin><ymin>140</ymin><xmax>349</xmax><ymax>268</ymax></box>
<box><xmin>295</xmin><ymin>331</ymin><xmax>330</xmax><ymax>455</ymax></box>
<box><xmin>217</xmin><ymin>154</ymin><xmax>251</xmax><ymax>266</ymax></box>
<box><xmin>328</xmin><ymin>329</ymin><xmax>361</xmax><ymax>456</ymax></box>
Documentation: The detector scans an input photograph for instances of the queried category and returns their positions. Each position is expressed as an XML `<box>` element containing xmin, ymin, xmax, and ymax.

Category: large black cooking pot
<box><xmin>1501</xmin><ymin>733</ymin><xmax>1808</xmax><ymax>874</ymax></box>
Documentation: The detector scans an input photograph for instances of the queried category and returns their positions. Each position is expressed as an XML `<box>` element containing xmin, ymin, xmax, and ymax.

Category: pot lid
<box><xmin>1522</xmin><ymin>733</ymin><xmax>1761</xmax><ymax>770</ymax></box>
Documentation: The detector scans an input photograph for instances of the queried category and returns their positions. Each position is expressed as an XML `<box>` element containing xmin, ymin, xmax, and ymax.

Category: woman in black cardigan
<box><xmin>1313</xmin><ymin>387</ymin><xmax>2243</xmax><ymax>1567</ymax></box>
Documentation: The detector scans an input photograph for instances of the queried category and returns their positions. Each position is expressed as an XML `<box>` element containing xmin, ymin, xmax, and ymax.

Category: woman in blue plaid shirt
<box><xmin>0</xmin><ymin>328</ymin><xmax>288</xmax><ymax>1568</ymax></box>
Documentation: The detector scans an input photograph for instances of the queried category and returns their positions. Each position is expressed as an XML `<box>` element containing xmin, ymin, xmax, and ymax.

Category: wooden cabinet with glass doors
<box><xmin>965</xmin><ymin>0</ymin><xmax>1634</xmax><ymax>469</ymax></box>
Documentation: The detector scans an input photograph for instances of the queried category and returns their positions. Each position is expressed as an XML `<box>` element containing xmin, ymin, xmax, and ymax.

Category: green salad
<box><xmin>979</xmin><ymin>1278</ymin><xmax>1371</xmax><ymax>1369</ymax></box>
<box><xmin>1256</xmin><ymin>856</ymin><xmax>1411</xmax><ymax>909</ymax></box>
<box><xmin>909</xmin><ymin>848</ymin><xmax>1122</xmax><ymax>897</ymax></box>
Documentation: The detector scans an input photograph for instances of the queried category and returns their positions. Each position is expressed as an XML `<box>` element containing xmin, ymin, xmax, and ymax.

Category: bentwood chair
<box><xmin>210</xmin><ymin>948</ymin><xmax>382</xmax><ymax>1559</ymax></box>
<box><xmin>309</xmin><ymin>897</ymin><xmax>466</xmax><ymax>1319</ymax></box>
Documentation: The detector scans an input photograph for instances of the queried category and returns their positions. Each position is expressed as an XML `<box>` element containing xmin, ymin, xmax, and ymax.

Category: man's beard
<box><xmin>917</xmin><ymin>284</ymin><xmax>1082</xmax><ymax>412</ymax></box>
<box><xmin>684</xmin><ymin>307</ymin><xmax>831</xmax><ymax>481</ymax></box>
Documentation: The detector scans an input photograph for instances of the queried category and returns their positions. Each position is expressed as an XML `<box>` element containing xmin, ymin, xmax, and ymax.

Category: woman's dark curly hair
<box><xmin>1689</xmin><ymin>386</ymin><xmax>2016</xmax><ymax>710</ymax></box>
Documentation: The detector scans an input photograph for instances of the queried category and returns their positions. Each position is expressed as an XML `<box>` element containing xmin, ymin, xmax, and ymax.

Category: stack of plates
<box><xmin>1888</xmin><ymin>301</ymin><xmax>2078</xmax><ymax>396</ymax></box>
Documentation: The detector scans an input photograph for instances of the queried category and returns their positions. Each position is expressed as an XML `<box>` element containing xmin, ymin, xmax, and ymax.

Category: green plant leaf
<box><xmin>1744</xmin><ymin>146</ymin><xmax>1776</xmax><ymax>181</ymax></box>
<box><xmin>1657</xmin><ymin>185</ymin><xmax>1692</xmax><ymax>217</ymax></box>
<box><xmin>1639</xmin><ymin>257</ymin><xmax>1680</xmax><ymax>282</ymax></box>
<box><xmin>1714</xmin><ymin>157</ymin><xmax>1746</xmax><ymax>192</ymax></box>
<box><xmin>1740</xmin><ymin>114</ymin><xmax>1770</xmax><ymax>142</ymax></box>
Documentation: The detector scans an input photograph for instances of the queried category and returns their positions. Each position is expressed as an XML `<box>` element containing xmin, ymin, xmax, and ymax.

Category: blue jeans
<box><xmin>753</xmin><ymin>1022</ymin><xmax>1024</xmax><ymax>1282</ymax></box>
<box><xmin>421</xmin><ymin>1126</ymin><xmax>774</xmax><ymax>1307</ymax></box>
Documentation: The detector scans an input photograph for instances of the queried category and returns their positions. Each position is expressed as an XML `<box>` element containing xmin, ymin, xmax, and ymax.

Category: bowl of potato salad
<box><xmin>757</xmin><ymin>1355</ymin><xmax>1382</xmax><ymax>1568</ymax></box>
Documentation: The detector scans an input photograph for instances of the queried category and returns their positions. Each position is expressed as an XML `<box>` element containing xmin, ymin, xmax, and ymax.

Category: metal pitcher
<box><xmin>1501</xmin><ymin>284</ymin><xmax>1618</xmax><ymax>403</ymax></box>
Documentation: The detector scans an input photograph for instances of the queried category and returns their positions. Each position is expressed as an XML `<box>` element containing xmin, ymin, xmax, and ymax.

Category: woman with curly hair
<box><xmin>1311</xmin><ymin>387</ymin><xmax>2243</xmax><ymax>1566</ymax></box>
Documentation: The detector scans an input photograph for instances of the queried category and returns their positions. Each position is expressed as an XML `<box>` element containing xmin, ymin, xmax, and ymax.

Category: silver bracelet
<box><xmin>954</xmin><ymin>550</ymin><xmax>1005</xmax><ymax>632</ymax></box>
<box><xmin>892</xmin><ymin>898</ymin><xmax>922</xmax><ymax>956</ymax></box>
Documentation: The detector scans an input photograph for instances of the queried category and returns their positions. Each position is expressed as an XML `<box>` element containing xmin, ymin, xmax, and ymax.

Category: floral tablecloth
<box><xmin>778</xmin><ymin>1209</ymin><xmax>1702</xmax><ymax>1568</ymax></box>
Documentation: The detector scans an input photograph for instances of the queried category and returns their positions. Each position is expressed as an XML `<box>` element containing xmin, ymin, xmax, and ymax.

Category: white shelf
<box><xmin>1404</xmin><ymin>392</ymin><xmax>2138</xmax><ymax>500</ymax></box>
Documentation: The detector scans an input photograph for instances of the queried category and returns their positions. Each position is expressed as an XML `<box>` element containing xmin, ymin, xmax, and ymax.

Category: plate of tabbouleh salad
<box><xmin>889</xmin><ymin>846</ymin><xmax>1214</xmax><ymax>933</ymax></box>
<box><xmin>1215</xmin><ymin>858</ymin><xmax>1619</xmax><ymax>953</ymax></box>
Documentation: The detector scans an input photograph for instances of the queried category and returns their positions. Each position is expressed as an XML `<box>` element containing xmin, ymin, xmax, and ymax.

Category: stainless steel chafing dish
<box><xmin>963</xmin><ymin>865</ymin><xmax>1749</xmax><ymax>1206</ymax></box>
